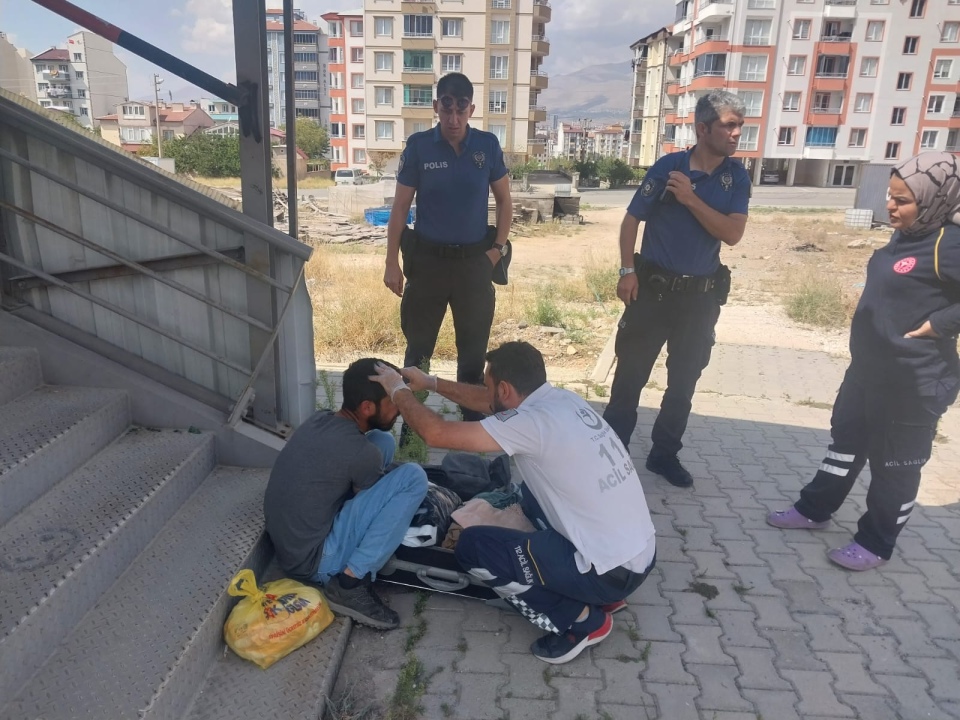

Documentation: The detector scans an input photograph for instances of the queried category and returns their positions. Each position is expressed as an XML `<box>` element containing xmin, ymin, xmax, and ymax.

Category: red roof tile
<box><xmin>265</xmin><ymin>20</ymin><xmax>320</xmax><ymax>32</ymax></box>
<box><xmin>31</xmin><ymin>48</ymin><xmax>70</xmax><ymax>62</ymax></box>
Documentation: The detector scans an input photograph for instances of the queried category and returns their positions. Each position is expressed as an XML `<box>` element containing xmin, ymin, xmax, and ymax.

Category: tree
<box><xmin>367</xmin><ymin>150</ymin><xmax>396</xmax><ymax>177</ymax></box>
<box><xmin>292</xmin><ymin>116</ymin><xmax>330</xmax><ymax>159</ymax></box>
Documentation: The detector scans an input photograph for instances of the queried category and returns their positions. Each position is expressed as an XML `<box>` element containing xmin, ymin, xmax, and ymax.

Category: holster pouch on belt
<box><xmin>713</xmin><ymin>263</ymin><xmax>731</xmax><ymax>306</ymax></box>
<box><xmin>400</xmin><ymin>226</ymin><xmax>511</xmax><ymax>286</ymax></box>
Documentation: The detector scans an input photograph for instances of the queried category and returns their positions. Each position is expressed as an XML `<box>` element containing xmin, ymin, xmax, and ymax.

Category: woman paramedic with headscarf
<box><xmin>767</xmin><ymin>151</ymin><xmax>960</xmax><ymax>571</ymax></box>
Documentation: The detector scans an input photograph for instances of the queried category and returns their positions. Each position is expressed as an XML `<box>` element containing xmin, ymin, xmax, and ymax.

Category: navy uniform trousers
<box><xmin>795</xmin><ymin>368</ymin><xmax>949</xmax><ymax>559</ymax></box>
<box><xmin>603</xmin><ymin>281</ymin><xmax>721</xmax><ymax>453</ymax></box>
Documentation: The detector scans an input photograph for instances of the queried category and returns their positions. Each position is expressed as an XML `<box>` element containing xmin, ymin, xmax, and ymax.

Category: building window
<box><xmin>491</xmin><ymin>20</ymin><xmax>510</xmax><ymax>44</ymax></box>
<box><xmin>351</xmin><ymin>48</ymin><xmax>364</xmax><ymax>63</ymax></box>
<box><xmin>412</xmin><ymin>122</ymin><xmax>429</xmax><ymax>133</ymax></box>
<box><xmin>442</xmin><ymin>18</ymin><xmax>463</xmax><ymax>38</ymax></box>
<box><xmin>74</xmin><ymin>70</ymin><xmax>83</xmax><ymax>79</ymax></box>
<box><xmin>927</xmin><ymin>95</ymin><xmax>945</xmax><ymax>113</ymax></box>
<box><xmin>330</xmin><ymin>122</ymin><xmax>345</xmax><ymax>138</ymax></box>
<box><xmin>737</xmin><ymin>90</ymin><xmax>763</xmax><ymax>117</ymax></box>
<box><xmin>351</xmin><ymin>73</ymin><xmax>364</xmax><ymax>89</ymax></box>
<box><xmin>816</xmin><ymin>55</ymin><xmax>849</xmax><ymax>77</ymax></box>
<box><xmin>73</xmin><ymin>52</ymin><xmax>82</xmax><ymax>62</ymax></box>
<box><xmin>942</xmin><ymin>22</ymin><xmax>960</xmax><ymax>43</ymax></box>
<box><xmin>739</xmin><ymin>125</ymin><xmax>759</xmax><ymax>151</ymax></box>
<box><xmin>777</xmin><ymin>127</ymin><xmax>795</xmax><ymax>146</ymax></box>
<box><xmin>295</xmin><ymin>71</ymin><xmax>319</xmax><ymax>82</ymax></box>
<box><xmin>813</xmin><ymin>91</ymin><xmax>841</xmax><ymax>113</ymax></box>
<box><xmin>902</xmin><ymin>37</ymin><xmax>919</xmax><ymax>55</ymax></box>
<box><xmin>805</xmin><ymin>127</ymin><xmax>837</xmax><ymax>147</ymax></box>
<box><xmin>328</xmin><ymin>21</ymin><xmax>342</xmax><ymax>37</ymax></box>
<box><xmin>403</xmin><ymin>50</ymin><xmax>433</xmax><ymax>72</ymax></box>
<box><xmin>739</xmin><ymin>55</ymin><xmax>767</xmax><ymax>81</ymax></box>
<box><xmin>404</xmin><ymin>15</ymin><xmax>433</xmax><ymax>37</ymax></box>
<box><xmin>77</xmin><ymin>89</ymin><xmax>86</xmax><ymax>98</ymax></box>
<box><xmin>295</xmin><ymin>89</ymin><xmax>319</xmax><ymax>100</ymax></box>
<box><xmin>353</xmin><ymin>124</ymin><xmax>365</xmax><ymax>139</ymax></box>
<box><xmin>38</xmin><ymin>82</ymin><xmax>48</xmax><ymax>91</ymax></box>
<box><xmin>782</xmin><ymin>92</ymin><xmax>801</xmax><ymax>111</ymax></box>
<box><xmin>492</xmin><ymin>0</ymin><xmax>511</xmax><ymax>7</ymax></box>
<box><xmin>490</xmin><ymin>55</ymin><xmax>509</xmax><ymax>80</ymax></box>
<box><xmin>39</xmin><ymin>100</ymin><xmax>51</xmax><ymax>107</ymax></box>
<box><xmin>896</xmin><ymin>72</ymin><xmax>912</xmax><ymax>90</ymax></box>
<box><xmin>488</xmin><ymin>124</ymin><xmax>507</xmax><ymax>144</ymax></box>
<box><xmin>349</xmin><ymin>20</ymin><xmax>363</xmax><ymax>36</ymax></box>
<box><xmin>488</xmin><ymin>90</ymin><xmax>508</xmax><ymax>114</ymax></box>
<box><xmin>854</xmin><ymin>93</ymin><xmax>873</xmax><ymax>112</ymax></box>
<box><xmin>122</xmin><ymin>104</ymin><xmax>146</xmax><ymax>117</ymax></box>
<box><xmin>375</xmin><ymin>87</ymin><xmax>394</xmax><ymax>106</ymax></box>
<box><xmin>374</xmin><ymin>17</ymin><xmax>392</xmax><ymax>37</ymax></box>
<box><xmin>787</xmin><ymin>55</ymin><xmax>806</xmax><ymax>75</ymax></box>
<box><xmin>80</xmin><ymin>107</ymin><xmax>88</xmax><ymax>116</ymax></box>
<box><xmin>891</xmin><ymin>107</ymin><xmax>906</xmax><ymax>125</ymax></box>
<box><xmin>948</xmin><ymin>129</ymin><xmax>960</xmax><ymax>152</ymax></box>
<box><xmin>375</xmin><ymin>120</ymin><xmax>394</xmax><ymax>140</ymax></box>
<box><xmin>294</xmin><ymin>52</ymin><xmax>318</xmax><ymax>63</ymax></box>
<box><xmin>330</xmin><ymin>72</ymin><xmax>342</xmax><ymax>88</ymax></box>
<box><xmin>329</xmin><ymin>47</ymin><xmax>342</xmax><ymax>64</ymax></box>
<box><xmin>747</xmin><ymin>0</ymin><xmax>775</xmax><ymax>7</ymax></box>
<box><xmin>920</xmin><ymin>130</ymin><xmax>939</xmax><ymax>149</ymax></box>
<box><xmin>744</xmin><ymin>19</ymin><xmax>772</xmax><ymax>46</ymax></box>
<box><xmin>59</xmin><ymin>64</ymin><xmax>69</xmax><ymax>72</ymax></box>
<box><xmin>293</xmin><ymin>33</ymin><xmax>317</xmax><ymax>44</ymax></box>
<box><xmin>909</xmin><ymin>0</ymin><xmax>925</xmax><ymax>17</ymax></box>
<box><xmin>375</xmin><ymin>52</ymin><xmax>394</xmax><ymax>72</ymax></box>
<box><xmin>934</xmin><ymin>59</ymin><xmax>953</xmax><ymax>79</ymax></box>
<box><xmin>860</xmin><ymin>57</ymin><xmax>878</xmax><ymax>77</ymax></box>
<box><xmin>441</xmin><ymin>54</ymin><xmax>462</xmax><ymax>73</ymax></box>
<box><xmin>865</xmin><ymin>21</ymin><xmax>884</xmax><ymax>41</ymax></box>
<box><xmin>792</xmin><ymin>19</ymin><xmax>810</xmax><ymax>40</ymax></box>
<box><xmin>403</xmin><ymin>85</ymin><xmax>432</xmax><ymax>107</ymax></box>
<box><xmin>885</xmin><ymin>141</ymin><xmax>900</xmax><ymax>159</ymax></box>
<box><xmin>352</xmin><ymin>98</ymin><xmax>365</xmax><ymax>114</ymax></box>
<box><xmin>353</xmin><ymin>149</ymin><xmax>366</xmax><ymax>164</ymax></box>
<box><xmin>331</xmin><ymin>97</ymin><xmax>344</xmax><ymax>114</ymax></box>
<box><xmin>849</xmin><ymin>128</ymin><xmax>866</xmax><ymax>147</ymax></box>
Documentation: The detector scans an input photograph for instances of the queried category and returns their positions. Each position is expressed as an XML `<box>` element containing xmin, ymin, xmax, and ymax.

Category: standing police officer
<box><xmin>603</xmin><ymin>90</ymin><xmax>750</xmax><ymax>488</ymax></box>
<box><xmin>385</xmin><ymin>72</ymin><xmax>513</xmax><ymax>423</ymax></box>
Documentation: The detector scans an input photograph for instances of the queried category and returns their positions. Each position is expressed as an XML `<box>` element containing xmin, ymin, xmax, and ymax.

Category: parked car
<box><xmin>334</xmin><ymin>168</ymin><xmax>365</xmax><ymax>186</ymax></box>
<box><xmin>760</xmin><ymin>170</ymin><xmax>781</xmax><ymax>185</ymax></box>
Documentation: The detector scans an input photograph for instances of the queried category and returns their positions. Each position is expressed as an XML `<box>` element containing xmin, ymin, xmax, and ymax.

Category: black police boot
<box><xmin>646</xmin><ymin>448</ymin><xmax>694</xmax><ymax>488</ymax></box>
<box><xmin>322</xmin><ymin>575</ymin><xmax>400</xmax><ymax>630</ymax></box>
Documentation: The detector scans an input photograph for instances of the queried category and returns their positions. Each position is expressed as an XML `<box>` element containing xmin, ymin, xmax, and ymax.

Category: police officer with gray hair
<box><xmin>603</xmin><ymin>90</ymin><xmax>750</xmax><ymax>487</ymax></box>
<box><xmin>385</xmin><ymin>72</ymin><xmax>513</xmax><ymax>429</ymax></box>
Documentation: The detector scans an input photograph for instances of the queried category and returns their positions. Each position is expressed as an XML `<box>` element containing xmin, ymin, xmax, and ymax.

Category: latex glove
<box><xmin>401</xmin><ymin>366</ymin><xmax>438</xmax><ymax>393</ymax></box>
<box><xmin>370</xmin><ymin>362</ymin><xmax>408</xmax><ymax>400</ymax></box>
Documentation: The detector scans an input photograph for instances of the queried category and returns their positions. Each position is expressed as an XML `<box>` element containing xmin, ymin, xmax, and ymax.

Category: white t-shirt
<box><xmin>480</xmin><ymin>383</ymin><xmax>656</xmax><ymax>575</ymax></box>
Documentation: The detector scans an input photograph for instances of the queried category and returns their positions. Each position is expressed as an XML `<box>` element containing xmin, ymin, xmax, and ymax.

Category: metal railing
<box><xmin>402</xmin><ymin>65</ymin><xmax>434</xmax><ymax>73</ymax></box>
<box><xmin>815</xmin><ymin>71</ymin><xmax>848</xmax><ymax>78</ymax></box>
<box><xmin>812</xmin><ymin>106</ymin><xmax>844</xmax><ymax>114</ymax></box>
<box><xmin>693</xmin><ymin>69</ymin><xmax>726</xmax><ymax>78</ymax></box>
<box><xmin>696</xmin><ymin>34</ymin><xmax>729</xmax><ymax>45</ymax></box>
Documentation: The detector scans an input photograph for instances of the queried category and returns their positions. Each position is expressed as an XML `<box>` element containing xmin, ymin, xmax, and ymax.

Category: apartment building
<box><xmin>97</xmin><ymin>101</ymin><xmax>214</xmax><ymax>153</ymax></box>
<box><xmin>31</xmin><ymin>31</ymin><xmax>128</xmax><ymax>129</ymax></box>
<box><xmin>592</xmin><ymin>123</ymin><xmax>627</xmax><ymax>159</ymax></box>
<box><xmin>264</xmin><ymin>8</ymin><xmax>331</xmax><ymax>131</ymax></box>
<box><xmin>632</xmin><ymin>0</ymin><xmax>960</xmax><ymax>186</ymax></box>
<box><xmin>359</xmin><ymin>0</ymin><xmax>552</xmax><ymax>172</ymax></box>
<box><xmin>322</xmin><ymin>10</ymin><xmax>367</xmax><ymax>170</ymax></box>
<box><xmin>627</xmin><ymin>27</ymin><xmax>671</xmax><ymax>167</ymax></box>
<box><xmin>0</xmin><ymin>33</ymin><xmax>37</xmax><ymax>103</ymax></box>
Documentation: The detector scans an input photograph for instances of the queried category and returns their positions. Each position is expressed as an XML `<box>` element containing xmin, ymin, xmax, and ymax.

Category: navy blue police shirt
<box><xmin>626</xmin><ymin>148</ymin><xmax>751</xmax><ymax>276</ymax></box>
<box><xmin>396</xmin><ymin>124</ymin><xmax>508</xmax><ymax>246</ymax></box>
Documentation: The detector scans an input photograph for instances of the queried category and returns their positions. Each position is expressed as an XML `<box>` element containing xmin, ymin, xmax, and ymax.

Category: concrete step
<box><xmin>0</xmin><ymin>347</ymin><xmax>42</xmax><ymax>406</ymax></box>
<box><xmin>183</xmin><ymin>562</ymin><xmax>352</xmax><ymax>720</ymax></box>
<box><xmin>0</xmin><ymin>385</ymin><xmax>129</xmax><ymax>526</ymax></box>
<box><xmin>0</xmin><ymin>427</ymin><xmax>216</xmax><ymax>705</ymax></box>
<box><xmin>1</xmin><ymin>466</ymin><xmax>272</xmax><ymax>720</ymax></box>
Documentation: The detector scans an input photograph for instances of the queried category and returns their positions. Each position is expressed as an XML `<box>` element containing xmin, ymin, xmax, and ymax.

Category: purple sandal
<box><xmin>827</xmin><ymin>542</ymin><xmax>887</xmax><ymax>571</ymax></box>
<box><xmin>766</xmin><ymin>507</ymin><xmax>830</xmax><ymax>530</ymax></box>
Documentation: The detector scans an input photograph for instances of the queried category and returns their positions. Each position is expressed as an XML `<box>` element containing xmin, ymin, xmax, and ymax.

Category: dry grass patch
<box><xmin>783</xmin><ymin>269</ymin><xmax>855</xmax><ymax>328</ymax></box>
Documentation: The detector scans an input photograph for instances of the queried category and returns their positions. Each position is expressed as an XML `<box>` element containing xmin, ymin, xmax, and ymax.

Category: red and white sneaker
<box><xmin>601</xmin><ymin>599</ymin><xmax>629</xmax><ymax>614</ymax></box>
<box><xmin>530</xmin><ymin>608</ymin><xmax>613</xmax><ymax>664</ymax></box>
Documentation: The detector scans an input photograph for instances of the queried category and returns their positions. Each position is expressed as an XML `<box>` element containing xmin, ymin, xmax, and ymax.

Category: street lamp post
<box><xmin>153</xmin><ymin>74</ymin><xmax>164</xmax><ymax>158</ymax></box>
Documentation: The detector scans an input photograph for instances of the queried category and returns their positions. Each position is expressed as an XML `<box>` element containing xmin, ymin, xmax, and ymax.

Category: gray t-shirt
<box><xmin>263</xmin><ymin>411</ymin><xmax>383</xmax><ymax>581</ymax></box>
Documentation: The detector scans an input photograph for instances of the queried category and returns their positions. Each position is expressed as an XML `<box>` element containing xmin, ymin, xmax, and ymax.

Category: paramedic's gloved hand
<box><xmin>370</xmin><ymin>362</ymin><xmax>409</xmax><ymax>400</ymax></box>
<box><xmin>401</xmin><ymin>366</ymin><xmax>438</xmax><ymax>393</ymax></box>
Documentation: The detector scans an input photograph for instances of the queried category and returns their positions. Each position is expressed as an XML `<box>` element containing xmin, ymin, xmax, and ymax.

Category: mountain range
<box><xmin>539</xmin><ymin>61</ymin><xmax>634</xmax><ymax>126</ymax></box>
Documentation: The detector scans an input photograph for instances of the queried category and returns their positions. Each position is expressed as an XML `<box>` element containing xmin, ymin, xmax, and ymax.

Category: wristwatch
<box><xmin>493</xmin><ymin>243</ymin><xmax>508</xmax><ymax>258</ymax></box>
<box><xmin>619</xmin><ymin>267</ymin><xmax>636</xmax><ymax>277</ymax></box>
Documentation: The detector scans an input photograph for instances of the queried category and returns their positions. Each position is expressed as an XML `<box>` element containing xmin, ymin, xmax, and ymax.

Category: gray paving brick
<box><xmin>725</xmin><ymin>646</ymin><xmax>792</xmax><ymax>690</ymax></box>
<box><xmin>550</xmin><ymin>677</ymin><xmax>602</xmax><ymax>720</ymax></box>
<box><xmin>420</xmin><ymin>608</ymin><xmax>470</xmax><ymax>651</ymax></box>
<box><xmin>671</xmin><ymin>503</ymin><xmax>710</xmax><ymax>528</ymax></box>
<box><xmin>689</xmin><ymin>663</ymin><xmax>755</xmax><ymax>712</ymax></box>
<box><xmin>595</xmin><ymin>658</ymin><xmax>656</xmax><ymax>706</ymax></box>
<box><xmin>745</xmin><ymin>596</ymin><xmax>804</xmax><ymax>631</ymax></box>
<box><xmin>457</xmin><ymin>630</ymin><xmax>508</xmax><ymax>674</ymax></box>
<box><xmin>740</xmin><ymin>688</ymin><xmax>802</xmax><ymax>720</ymax></box>
<box><xmin>715</xmin><ymin>609</ymin><xmax>770</xmax><ymax>649</ymax></box>
<box><xmin>721</xmin><ymin>540</ymin><xmax>768</xmax><ymax>567</ymax></box>
<box><xmin>780</xmin><ymin>669</ymin><xmax>856</xmax><ymax>717</ymax></box>
<box><xmin>699</xmin><ymin>497</ymin><xmax>739</xmax><ymax>519</ymax></box>
<box><xmin>681</xmin><ymin>526</ymin><xmax>719</xmax><ymax>552</ymax></box>
<box><xmin>457</xmin><ymin>672</ymin><xmax>506</xmax><ymax>720</ymax></box>
<box><xmin>644</xmin><ymin>682</ymin><xmax>701</xmax><ymax>720</ymax></box>
<box><xmin>550</xmin><ymin>655</ymin><xmax>602</xmax><ymax>680</ymax></box>
<box><xmin>634</xmin><ymin>604</ymin><xmax>682</xmax><ymax>643</ymax></box>
<box><xmin>638</xmin><ymin>641</ymin><xmax>696</xmax><ymax>685</ymax></box>
<box><xmin>906</xmin><ymin>657</ymin><xmax>960</xmax><ymax>702</ymax></box>
<box><xmin>764</xmin><ymin>554</ymin><xmax>816</xmax><ymax>583</ymax></box>
<box><xmin>499</xmin><ymin>653</ymin><xmax>555</xmax><ymax>700</ymax></box>
<box><xmin>501</xmin><ymin>611</ymin><xmax>541</xmax><ymax>654</ymax></box>
<box><xmin>875</xmin><ymin>674</ymin><xmax>956</xmax><ymax>720</ymax></box>
<box><xmin>815</xmin><ymin>567</ymin><xmax>865</xmax><ymax>601</ymax></box>
<box><xmin>676</xmin><ymin>624</ymin><xmax>736</xmax><ymax>665</ymax></box>
<box><xmin>839</xmin><ymin>694</ymin><xmax>904</xmax><ymax>720</ymax></box>
<box><xmin>420</xmin><ymin>650</ymin><xmax>462</xmax><ymax>696</ymax></box>
<box><xmin>833</xmin><ymin>598</ymin><xmax>884</xmax><ymax>636</ymax></box>
<box><xmin>595</xmin><ymin>703</ymin><xmax>659</xmax><ymax>720</ymax></box>
<box><xmin>628</xmin><ymin>569</ymin><xmax>670</xmax><ymax>607</ymax></box>
<box><xmin>709</xmin><ymin>518</ymin><xmax>751</xmax><ymax>543</ymax></box>
<box><xmin>762</xmin><ymin>629</ymin><xmax>828</xmax><ymax>671</ymax></box>
<box><xmin>908</xmin><ymin>524</ymin><xmax>960</xmax><ymax>551</ymax></box>
<box><xmin>849</xmin><ymin>635</ymin><xmax>922</xmax><ymax>676</ymax></box>
<box><xmin>816</xmin><ymin>651</ymin><xmax>889</xmax><ymax>695</ymax></box>
<box><xmin>863</xmin><ymin>585</ymin><xmax>925</xmax><ymax>619</ymax></box>
<box><xmin>688</xmin><ymin>549</ymin><xmax>737</xmax><ymax>579</ymax></box>
<box><xmin>461</xmin><ymin>601</ymin><xmax>510</xmax><ymax>632</ymax></box>
<box><xmin>664</xmin><ymin>590</ymin><xmax>720</xmax><ymax>627</ymax></box>
<box><xmin>593</xmin><ymin>624</ymin><xmax>645</xmax><ymax>662</ymax></box>
<box><xmin>501</xmin><ymin>697</ymin><xmax>554</xmax><ymax>720</ymax></box>
<box><xmin>915</xmin><ymin>603</ymin><xmax>960</xmax><ymax>640</ymax></box>
<box><xmin>725</xmin><ymin>490</ymin><xmax>766</xmax><ymax>511</ymax></box>
<box><xmin>797</xmin><ymin>615</ymin><xmax>862</xmax><ymax>654</ymax></box>
<box><xmin>653</xmin><ymin>535</ymin><xmax>686</xmax><ymax>562</ymax></box>
<box><xmin>877</xmin><ymin>617</ymin><xmax>948</xmax><ymax>658</ymax></box>
<box><xmin>657</xmin><ymin>561</ymin><xmax>697</xmax><ymax>592</ymax></box>
<box><xmin>728</xmin><ymin>565</ymin><xmax>785</xmax><ymax>597</ymax></box>
<box><xmin>419</xmin><ymin>693</ymin><xmax>460</xmax><ymax>720</ymax></box>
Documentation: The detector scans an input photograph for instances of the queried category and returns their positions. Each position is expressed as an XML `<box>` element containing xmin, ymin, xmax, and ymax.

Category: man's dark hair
<box><xmin>485</xmin><ymin>342</ymin><xmax>547</xmax><ymax>396</ymax></box>
<box><xmin>341</xmin><ymin>358</ymin><xmax>399</xmax><ymax>412</ymax></box>
<box><xmin>437</xmin><ymin>72</ymin><xmax>474</xmax><ymax>100</ymax></box>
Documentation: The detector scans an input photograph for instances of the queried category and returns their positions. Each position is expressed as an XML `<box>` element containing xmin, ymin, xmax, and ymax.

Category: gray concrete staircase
<box><xmin>0</xmin><ymin>347</ymin><xmax>350</xmax><ymax>719</ymax></box>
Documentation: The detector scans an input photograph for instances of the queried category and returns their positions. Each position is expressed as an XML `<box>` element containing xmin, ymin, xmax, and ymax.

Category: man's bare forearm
<box><xmin>619</xmin><ymin>214</ymin><xmax>641</xmax><ymax>266</ymax></box>
<box><xmin>434</xmin><ymin>377</ymin><xmax>491</xmax><ymax>415</ymax></box>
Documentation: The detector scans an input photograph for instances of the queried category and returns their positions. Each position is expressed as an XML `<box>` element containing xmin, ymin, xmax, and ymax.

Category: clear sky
<box><xmin>1</xmin><ymin>0</ymin><xmax>674</xmax><ymax>100</ymax></box>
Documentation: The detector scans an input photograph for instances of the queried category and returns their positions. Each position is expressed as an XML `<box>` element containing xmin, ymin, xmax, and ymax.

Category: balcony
<box><xmin>531</xmin><ymin>34</ymin><xmax>550</xmax><ymax>56</ymax></box>
<box><xmin>42</xmin><ymin>70</ymin><xmax>70</xmax><ymax>83</ymax></box>
<box><xmin>533</xmin><ymin>0</ymin><xmax>551</xmax><ymax>23</ymax></box>
<box><xmin>698</xmin><ymin>0</ymin><xmax>734</xmax><ymax>21</ymax></box>
<box><xmin>811</xmin><ymin>105</ymin><xmax>843</xmax><ymax>115</ymax></box>
<box><xmin>824</xmin><ymin>0</ymin><xmax>857</xmax><ymax>18</ymax></box>
<box><xmin>46</xmin><ymin>87</ymin><xmax>72</xmax><ymax>98</ymax></box>
<box><xmin>530</xmin><ymin>71</ymin><xmax>548</xmax><ymax>90</ymax></box>
<box><xmin>668</xmin><ymin>49</ymin><xmax>686</xmax><ymax>67</ymax></box>
<box><xmin>695</xmin><ymin>33</ymin><xmax>729</xmax><ymax>47</ymax></box>
<box><xmin>665</xmin><ymin>81</ymin><xmax>680</xmax><ymax>95</ymax></box>
<box><xmin>529</xmin><ymin>105</ymin><xmax>547</xmax><ymax>122</ymax></box>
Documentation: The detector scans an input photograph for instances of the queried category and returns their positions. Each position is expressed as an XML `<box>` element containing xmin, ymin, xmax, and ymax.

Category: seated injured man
<box><xmin>264</xmin><ymin>358</ymin><xmax>428</xmax><ymax>630</ymax></box>
<box><xmin>369</xmin><ymin>341</ymin><xmax>657</xmax><ymax>664</ymax></box>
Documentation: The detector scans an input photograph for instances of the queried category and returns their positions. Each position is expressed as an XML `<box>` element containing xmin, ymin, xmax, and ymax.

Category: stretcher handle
<box><xmin>416</xmin><ymin>568</ymin><xmax>470</xmax><ymax>592</ymax></box>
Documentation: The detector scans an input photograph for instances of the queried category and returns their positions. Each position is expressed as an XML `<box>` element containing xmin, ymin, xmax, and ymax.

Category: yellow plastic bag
<box><xmin>224</xmin><ymin>569</ymin><xmax>334</xmax><ymax>669</ymax></box>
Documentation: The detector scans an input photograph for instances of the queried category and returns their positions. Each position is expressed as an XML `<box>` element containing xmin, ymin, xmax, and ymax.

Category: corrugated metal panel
<box><xmin>854</xmin><ymin>163</ymin><xmax>894</xmax><ymax>226</ymax></box>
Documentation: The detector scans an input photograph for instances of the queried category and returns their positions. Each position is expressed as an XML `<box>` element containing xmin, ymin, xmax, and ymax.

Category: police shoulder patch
<box><xmin>495</xmin><ymin>409</ymin><xmax>519</xmax><ymax>422</ymax></box>
<box><xmin>398</xmin><ymin>152</ymin><xmax>406</xmax><ymax>175</ymax></box>
<box><xmin>641</xmin><ymin>179</ymin><xmax>655</xmax><ymax>197</ymax></box>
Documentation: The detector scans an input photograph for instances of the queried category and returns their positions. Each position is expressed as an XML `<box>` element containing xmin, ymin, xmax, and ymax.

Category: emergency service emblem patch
<box><xmin>894</xmin><ymin>257</ymin><xmax>917</xmax><ymax>274</ymax></box>
<box><xmin>641</xmin><ymin>179</ymin><xmax>655</xmax><ymax>197</ymax></box>
<box><xmin>398</xmin><ymin>153</ymin><xmax>406</xmax><ymax>175</ymax></box>
<box><xmin>721</xmin><ymin>172</ymin><xmax>733</xmax><ymax>192</ymax></box>
<box><xmin>473</xmin><ymin>151</ymin><xmax>486</xmax><ymax>169</ymax></box>
<box><xmin>495</xmin><ymin>409</ymin><xmax>518</xmax><ymax>422</ymax></box>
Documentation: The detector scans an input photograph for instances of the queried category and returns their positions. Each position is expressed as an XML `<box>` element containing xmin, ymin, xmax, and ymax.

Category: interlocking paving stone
<box><xmin>644</xmin><ymin>683</ymin><xmax>701</xmax><ymax>720</ymax></box>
